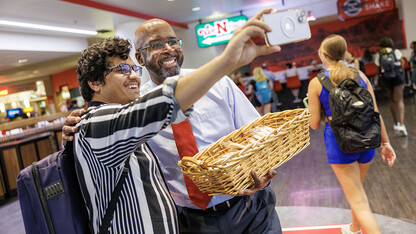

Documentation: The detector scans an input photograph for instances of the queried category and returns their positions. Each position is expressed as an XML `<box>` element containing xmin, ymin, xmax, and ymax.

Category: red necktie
<box><xmin>172</xmin><ymin>120</ymin><xmax>212</xmax><ymax>210</ymax></box>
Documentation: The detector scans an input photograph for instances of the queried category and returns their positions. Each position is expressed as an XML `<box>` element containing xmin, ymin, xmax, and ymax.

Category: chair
<box><xmin>286</xmin><ymin>75</ymin><xmax>302</xmax><ymax>103</ymax></box>
<box><xmin>273</xmin><ymin>80</ymin><xmax>283</xmax><ymax>108</ymax></box>
<box><xmin>273</xmin><ymin>80</ymin><xmax>282</xmax><ymax>92</ymax></box>
<box><xmin>364</xmin><ymin>63</ymin><xmax>378</xmax><ymax>86</ymax></box>
<box><xmin>364</xmin><ymin>63</ymin><xmax>378</xmax><ymax>77</ymax></box>
<box><xmin>402</xmin><ymin>57</ymin><xmax>411</xmax><ymax>85</ymax></box>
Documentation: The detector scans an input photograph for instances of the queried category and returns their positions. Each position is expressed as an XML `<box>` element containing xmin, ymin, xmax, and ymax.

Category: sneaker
<box><xmin>341</xmin><ymin>224</ymin><xmax>362</xmax><ymax>234</ymax></box>
<box><xmin>393</xmin><ymin>122</ymin><xmax>400</xmax><ymax>132</ymax></box>
<box><xmin>396</xmin><ymin>124</ymin><xmax>408</xmax><ymax>137</ymax></box>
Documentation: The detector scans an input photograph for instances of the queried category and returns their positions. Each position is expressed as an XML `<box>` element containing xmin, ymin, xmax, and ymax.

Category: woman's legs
<box><xmin>331</xmin><ymin>162</ymin><xmax>380</xmax><ymax>234</ymax></box>
<box><xmin>263</xmin><ymin>103</ymin><xmax>271</xmax><ymax>115</ymax></box>
<box><xmin>255</xmin><ymin>106</ymin><xmax>263</xmax><ymax>116</ymax></box>
<box><xmin>291</xmin><ymin>88</ymin><xmax>301</xmax><ymax>102</ymax></box>
<box><xmin>350</xmin><ymin>162</ymin><xmax>372</xmax><ymax>232</ymax></box>
<box><xmin>392</xmin><ymin>84</ymin><xmax>405</xmax><ymax>125</ymax></box>
<box><xmin>386</xmin><ymin>88</ymin><xmax>398</xmax><ymax>124</ymax></box>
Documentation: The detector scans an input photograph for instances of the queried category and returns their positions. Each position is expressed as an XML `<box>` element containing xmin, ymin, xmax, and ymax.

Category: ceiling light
<box><xmin>0</xmin><ymin>20</ymin><xmax>97</xmax><ymax>36</ymax></box>
<box><xmin>192</xmin><ymin>7</ymin><xmax>201</xmax><ymax>11</ymax></box>
<box><xmin>167</xmin><ymin>0</ymin><xmax>175</xmax><ymax>1</ymax></box>
<box><xmin>18</xmin><ymin>59</ymin><xmax>28</xmax><ymax>64</ymax></box>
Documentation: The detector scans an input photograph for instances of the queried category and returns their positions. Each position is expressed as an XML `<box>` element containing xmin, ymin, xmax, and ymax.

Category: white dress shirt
<box><xmin>141</xmin><ymin>68</ymin><xmax>260</xmax><ymax>209</ymax></box>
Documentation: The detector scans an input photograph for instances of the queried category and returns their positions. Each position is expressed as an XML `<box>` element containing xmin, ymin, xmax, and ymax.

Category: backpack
<box><xmin>17</xmin><ymin>142</ymin><xmax>130</xmax><ymax>234</ymax></box>
<box><xmin>379</xmin><ymin>50</ymin><xmax>400</xmax><ymax>78</ymax></box>
<box><xmin>317</xmin><ymin>71</ymin><xmax>381</xmax><ymax>153</ymax></box>
<box><xmin>255</xmin><ymin>80</ymin><xmax>272</xmax><ymax>104</ymax></box>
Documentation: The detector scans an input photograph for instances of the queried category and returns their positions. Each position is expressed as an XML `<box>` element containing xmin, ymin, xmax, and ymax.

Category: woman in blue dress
<box><xmin>307</xmin><ymin>35</ymin><xmax>396</xmax><ymax>234</ymax></box>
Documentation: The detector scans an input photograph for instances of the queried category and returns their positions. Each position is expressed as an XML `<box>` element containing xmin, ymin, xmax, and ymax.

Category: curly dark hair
<box><xmin>76</xmin><ymin>37</ymin><xmax>132</xmax><ymax>102</ymax></box>
<box><xmin>379</xmin><ymin>37</ymin><xmax>394</xmax><ymax>48</ymax></box>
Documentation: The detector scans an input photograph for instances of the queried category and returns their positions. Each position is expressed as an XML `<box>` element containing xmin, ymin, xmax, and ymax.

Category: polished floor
<box><xmin>270</xmin><ymin>93</ymin><xmax>416</xmax><ymax>230</ymax></box>
<box><xmin>0</xmin><ymin>94</ymin><xmax>415</xmax><ymax>233</ymax></box>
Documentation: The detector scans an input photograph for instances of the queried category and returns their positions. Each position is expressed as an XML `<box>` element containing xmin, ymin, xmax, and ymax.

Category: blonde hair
<box><xmin>320</xmin><ymin>35</ymin><xmax>354</xmax><ymax>86</ymax></box>
<box><xmin>253</xmin><ymin>67</ymin><xmax>268</xmax><ymax>82</ymax></box>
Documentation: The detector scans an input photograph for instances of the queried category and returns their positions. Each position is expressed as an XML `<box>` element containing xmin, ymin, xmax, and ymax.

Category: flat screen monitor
<box><xmin>7</xmin><ymin>108</ymin><xmax>22</xmax><ymax>118</ymax></box>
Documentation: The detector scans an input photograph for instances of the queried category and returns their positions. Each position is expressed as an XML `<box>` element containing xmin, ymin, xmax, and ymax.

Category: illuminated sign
<box><xmin>23</xmin><ymin>107</ymin><xmax>33</xmax><ymax>113</ymax></box>
<box><xmin>337</xmin><ymin>0</ymin><xmax>395</xmax><ymax>21</ymax></box>
<box><xmin>195</xmin><ymin>15</ymin><xmax>248</xmax><ymax>48</ymax></box>
<box><xmin>7</xmin><ymin>108</ymin><xmax>21</xmax><ymax>118</ymax></box>
<box><xmin>0</xmin><ymin>89</ymin><xmax>9</xmax><ymax>96</ymax></box>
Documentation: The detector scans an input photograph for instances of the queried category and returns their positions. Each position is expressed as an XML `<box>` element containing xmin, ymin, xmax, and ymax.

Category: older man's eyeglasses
<box><xmin>138</xmin><ymin>38</ymin><xmax>182</xmax><ymax>53</ymax></box>
<box><xmin>106</xmin><ymin>64</ymin><xmax>142</xmax><ymax>76</ymax></box>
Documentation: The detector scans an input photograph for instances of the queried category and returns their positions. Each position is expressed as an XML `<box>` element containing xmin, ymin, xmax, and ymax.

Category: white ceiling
<box><xmin>0</xmin><ymin>0</ymin><xmax>338</xmax><ymax>85</ymax></box>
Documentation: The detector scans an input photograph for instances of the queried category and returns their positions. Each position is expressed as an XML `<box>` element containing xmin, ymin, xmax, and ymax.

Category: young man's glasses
<box><xmin>106</xmin><ymin>64</ymin><xmax>142</xmax><ymax>76</ymax></box>
<box><xmin>138</xmin><ymin>38</ymin><xmax>182</xmax><ymax>53</ymax></box>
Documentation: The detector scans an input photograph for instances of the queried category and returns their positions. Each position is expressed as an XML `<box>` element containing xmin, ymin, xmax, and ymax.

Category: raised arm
<box><xmin>174</xmin><ymin>8</ymin><xmax>280</xmax><ymax>111</ymax></box>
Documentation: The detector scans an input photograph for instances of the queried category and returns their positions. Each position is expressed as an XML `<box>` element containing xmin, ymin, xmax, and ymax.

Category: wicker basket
<box><xmin>178</xmin><ymin>108</ymin><xmax>310</xmax><ymax>196</ymax></box>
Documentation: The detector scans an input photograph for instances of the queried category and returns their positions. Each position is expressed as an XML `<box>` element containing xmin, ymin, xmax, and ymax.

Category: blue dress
<box><xmin>319</xmin><ymin>70</ymin><xmax>375</xmax><ymax>164</ymax></box>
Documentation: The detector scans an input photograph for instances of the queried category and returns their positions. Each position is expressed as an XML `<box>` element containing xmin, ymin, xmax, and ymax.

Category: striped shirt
<box><xmin>74</xmin><ymin>77</ymin><xmax>189</xmax><ymax>234</ymax></box>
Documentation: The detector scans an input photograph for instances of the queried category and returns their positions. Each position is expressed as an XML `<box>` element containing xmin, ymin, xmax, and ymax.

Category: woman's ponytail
<box><xmin>330</xmin><ymin>60</ymin><xmax>354</xmax><ymax>86</ymax></box>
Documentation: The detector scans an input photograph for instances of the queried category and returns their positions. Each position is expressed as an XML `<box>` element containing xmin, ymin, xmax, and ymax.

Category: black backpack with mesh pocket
<box><xmin>379</xmin><ymin>50</ymin><xmax>401</xmax><ymax>79</ymax></box>
<box><xmin>317</xmin><ymin>71</ymin><xmax>381</xmax><ymax>153</ymax></box>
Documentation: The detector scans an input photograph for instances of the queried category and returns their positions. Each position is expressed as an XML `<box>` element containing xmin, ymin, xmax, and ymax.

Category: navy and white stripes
<box><xmin>74</xmin><ymin>78</ymin><xmax>186</xmax><ymax>234</ymax></box>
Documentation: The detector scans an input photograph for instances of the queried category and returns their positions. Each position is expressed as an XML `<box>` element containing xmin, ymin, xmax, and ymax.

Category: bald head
<box><xmin>134</xmin><ymin>19</ymin><xmax>184</xmax><ymax>85</ymax></box>
<box><xmin>134</xmin><ymin>19</ymin><xmax>174</xmax><ymax>50</ymax></box>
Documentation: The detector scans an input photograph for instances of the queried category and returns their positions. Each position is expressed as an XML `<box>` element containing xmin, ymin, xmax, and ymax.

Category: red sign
<box><xmin>337</xmin><ymin>0</ymin><xmax>395</xmax><ymax>21</ymax></box>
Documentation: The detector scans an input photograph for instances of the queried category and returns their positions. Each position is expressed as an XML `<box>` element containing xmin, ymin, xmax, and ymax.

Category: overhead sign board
<box><xmin>195</xmin><ymin>15</ymin><xmax>248</xmax><ymax>48</ymax></box>
<box><xmin>337</xmin><ymin>0</ymin><xmax>395</xmax><ymax>21</ymax></box>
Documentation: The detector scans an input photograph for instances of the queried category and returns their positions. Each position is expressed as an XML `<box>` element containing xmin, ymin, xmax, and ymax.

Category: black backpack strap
<box><xmin>317</xmin><ymin>72</ymin><xmax>333</xmax><ymax>92</ymax></box>
<box><xmin>32</xmin><ymin>162</ymin><xmax>56</xmax><ymax>234</ymax></box>
<box><xmin>98</xmin><ymin>157</ymin><xmax>130</xmax><ymax>234</ymax></box>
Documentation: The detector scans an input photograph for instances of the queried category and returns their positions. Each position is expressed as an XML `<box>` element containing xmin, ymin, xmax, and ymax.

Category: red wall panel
<box><xmin>50</xmin><ymin>67</ymin><xmax>78</xmax><ymax>93</ymax></box>
<box><xmin>250</xmin><ymin>9</ymin><xmax>404</xmax><ymax>72</ymax></box>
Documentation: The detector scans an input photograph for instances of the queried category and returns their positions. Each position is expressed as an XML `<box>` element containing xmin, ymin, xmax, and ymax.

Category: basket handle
<box><xmin>179</xmin><ymin>156</ymin><xmax>204</xmax><ymax>171</ymax></box>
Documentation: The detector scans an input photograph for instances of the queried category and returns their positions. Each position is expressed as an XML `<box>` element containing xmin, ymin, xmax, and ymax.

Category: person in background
<box><xmin>284</xmin><ymin>62</ymin><xmax>301</xmax><ymax>103</ymax></box>
<box><xmin>65</xmin><ymin>8</ymin><xmax>283</xmax><ymax>234</ymax></box>
<box><xmin>308</xmin><ymin>34</ymin><xmax>396</xmax><ymax>234</ymax></box>
<box><xmin>344</xmin><ymin>51</ymin><xmax>365</xmax><ymax>74</ymax></box>
<box><xmin>308</xmin><ymin>59</ymin><xmax>324</xmax><ymax>80</ymax></box>
<box><xmin>262</xmin><ymin>63</ymin><xmax>281</xmax><ymax>111</ymax></box>
<box><xmin>410</xmin><ymin>41</ymin><xmax>416</xmax><ymax>89</ymax></box>
<box><xmin>230</xmin><ymin>70</ymin><xmax>246</xmax><ymax>94</ymax></box>
<box><xmin>68</xmin><ymin>100</ymin><xmax>79</xmax><ymax>110</ymax></box>
<box><xmin>361</xmin><ymin>48</ymin><xmax>379</xmax><ymax>87</ymax></box>
<box><xmin>247</xmin><ymin>67</ymin><xmax>273</xmax><ymax>115</ymax></box>
<box><xmin>362</xmin><ymin>48</ymin><xmax>374</xmax><ymax>64</ymax></box>
<box><xmin>308</xmin><ymin>60</ymin><xmax>324</xmax><ymax>74</ymax></box>
<box><xmin>261</xmin><ymin>63</ymin><xmax>275</xmax><ymax>83</ymax></box>
<box><xmin>375</xmin><ymin>37</ymin><xmax>407</xmax><ymax>136</ymax></box>
<box><xmin>72</xmin><ymin>10</ymin><xmax>282</xmax><ymax>233</ymax></box>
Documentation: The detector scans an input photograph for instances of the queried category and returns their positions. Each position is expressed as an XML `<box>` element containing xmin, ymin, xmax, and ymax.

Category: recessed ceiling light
<box><xmin>0</xmin><ymin>20</ymin><xmax>97</xmax><ymax>36</ymax></box>
<box><xmin>18</xmin><ymin>59</ymin><xmax>28</xmax><ymax>64</ymax></box>
<box><xmin>168</xmin><ymin>0</ymin><xmax>175</xmax><ymax>1</ymax></box>
<box><xmin>192</xmin><ymin>7</ymin><xmax>201</xmax><ymax>11</ymax></box>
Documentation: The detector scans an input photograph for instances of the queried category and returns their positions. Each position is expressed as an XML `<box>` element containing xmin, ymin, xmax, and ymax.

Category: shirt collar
<box><xmin>88</xmin><ymin>101</ymin><xmax>106</xmax><ymax>107</ymax></box>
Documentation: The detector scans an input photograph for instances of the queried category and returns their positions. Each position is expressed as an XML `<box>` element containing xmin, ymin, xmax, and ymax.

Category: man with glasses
<box><xmin>134</xmin><ymin>9</ymin><xmax>282</xmax><ymax>234</ymax></box>
<box><xmin>73</xmin><ymin>11</ymin><xmax>281</xmax><ymax>232</ymax></box>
